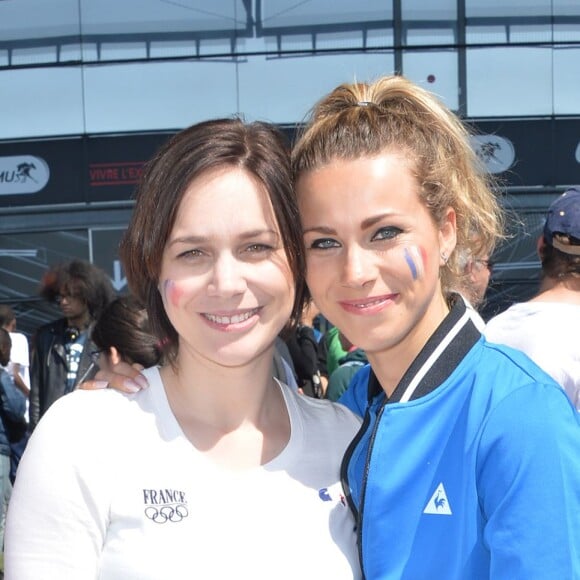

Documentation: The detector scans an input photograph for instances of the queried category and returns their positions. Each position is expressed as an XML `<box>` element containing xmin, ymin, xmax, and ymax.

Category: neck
<box><xmin>366</xmin><ymin>291</ymin><xmax>450</xmax><ymax>398</ymax></box>
<box><xmin>67</xmin><ymin>314</ymin><xmax>90</xmax><ymax>330</ymax></box>
<box><xmin>159</xmin><ymin>344</ymin><xmax>290</xmax><ymax>468</ymax></box>
<box><xmin>532</xmin><ymin>276</ymin><xmax>580</xmax><ymax>305</ymax></box>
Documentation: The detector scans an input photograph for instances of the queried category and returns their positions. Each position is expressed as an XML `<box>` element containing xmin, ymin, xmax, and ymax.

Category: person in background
<box><xmin>0</xmin><ymin>329</ymin><xmax>26</xmax><ymax>564</ymax></box>
<box><xmin>318</xmin><ymin>325</ymin><xmax>348</xmax><ymax>377</ymax></box>
<box><xmin>458</xmin><ymin>251</ymin><xmax>493</xmax><ymax>309</ymax></box>
<box><xmin>29</xmin><ymin>260</ymin><xmax>115</xmax><ymax>430</ymax></box>
<box><xmin>0</xmin><ymin>306</ymin><xmax>30</xmax><ymax>482</ymax></box>
<box><xmin>325</xmin><ymin>331</ymin><xmax>367</xmax><ymax>403</ymax></box>
<box><xmin>485</xmin><ymin>187</ymin><xmax>580</xmax><ymax>410</ymax></box>
<box><xmin>292</xmin><ymin>75</ymin><xmax>580</xmax><ymax>578</ymax></box>
<box><xmin>0</xmin><ymin>306</ymin><xmax>30</xmax><ymax>399</ymax></box>
<box><xmin>90</xmin><ymin>295</ymin><xmax>162</xmax><ymax>374</ymax></box>
<box><xmin>6</xmin><ymin>118</ymin><xmax>361</xmax><ymax>579</ymax></box>
<box><xmin>284</xmin><ymin>302</ymin><xmax>326</xmax><ymax>397</ymax></box>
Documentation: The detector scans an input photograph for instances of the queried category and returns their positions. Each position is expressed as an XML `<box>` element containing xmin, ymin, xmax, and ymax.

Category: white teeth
<box><xmin>204</xmin><ymin>309</ymin><xmax>258</xmax><ymax>325</ymax></box>
<box><xmin>354</xmin><ymin>298</ymin><xmax>384</xmax><ymax>308</ymax></box>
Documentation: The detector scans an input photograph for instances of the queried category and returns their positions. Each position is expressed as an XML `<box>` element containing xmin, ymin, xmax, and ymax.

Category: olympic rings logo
<box><xmin>144</xmin><ymin>504</ymin><xmax>189</xmax><ymax>524</ymax></box>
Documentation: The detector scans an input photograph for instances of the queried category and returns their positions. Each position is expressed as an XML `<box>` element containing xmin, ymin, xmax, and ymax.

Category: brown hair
<box><xmin>540</xmin><ymin>239</ymin><xmax>580</xmax><ymax>280</ymax></box>
<box><xmin>92</xmin><ymin>295</ymin><xmax>161</xmax><ymax>368</ymax></box>
<box><xmin>292</xmin><ymin>75</ymin><xmax>504</xmax><ymax>295</ymax></box>
<box><xmin>39</xmin><ymin>260</ymin><xmax>116</xmax><ymax>321</ymax></box>
<box><xmin>120</xmin><ymin>118</ymin><xmax>306</xmax><ymax>361</ymax></box>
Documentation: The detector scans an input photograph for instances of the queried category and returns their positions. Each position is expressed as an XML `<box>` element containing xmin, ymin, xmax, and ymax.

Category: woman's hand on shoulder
<box><xmin>79</xmin><ymin>362</ymin><xmax>149</xmax><ymax>393</ymax></box>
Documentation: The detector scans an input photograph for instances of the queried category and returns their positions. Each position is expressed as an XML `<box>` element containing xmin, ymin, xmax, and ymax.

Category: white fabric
<box><xmin>485</xmin><ymin>301</ymin><xmax>580</xmax><ymax>410</ymax></box>
<box><xmin>6</xmin><ymin>331</ymin><xmax>30</xmax><ymax>421</ymax></box>
<box><xmin>5</xmin><ymin>332</ymin><xmax>30</xmax><ymax>388</ymax></box>
<box><xmin>6</xmin><ymin>367</ymin><xmax>362</xmax><ymax>580</ymax></box>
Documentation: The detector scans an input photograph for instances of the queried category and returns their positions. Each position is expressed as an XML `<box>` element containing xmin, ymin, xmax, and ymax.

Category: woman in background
<box><xmin>91</xmin><ymin>295</ymin><xmax>162</xmax><ymax>373</ymax></box>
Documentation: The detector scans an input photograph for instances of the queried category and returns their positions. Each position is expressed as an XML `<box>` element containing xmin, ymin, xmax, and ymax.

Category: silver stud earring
<box><xmin>441</xmin><ymin>252</ymin><xmax>448</xmax><ymax>264</ymax></box>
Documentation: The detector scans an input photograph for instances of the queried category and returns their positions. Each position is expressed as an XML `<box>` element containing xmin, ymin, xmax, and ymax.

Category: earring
<box><xmin>440</xmin><ymin>252</ymin><xmax>448</xmax><ymax>264</ymax></box>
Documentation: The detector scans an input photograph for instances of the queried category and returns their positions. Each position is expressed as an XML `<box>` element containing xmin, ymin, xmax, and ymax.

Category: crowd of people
<box><xmin>0</xmin><ymin>75</ymin><xmax>579</xmax><ymax>579</ymax></box>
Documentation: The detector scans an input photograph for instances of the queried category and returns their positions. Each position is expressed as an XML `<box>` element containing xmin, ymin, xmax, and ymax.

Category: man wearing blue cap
<box><xmin>485</xmin><ymin>187</ymin><xmax>580</xmax><ymax>410</ymax></box>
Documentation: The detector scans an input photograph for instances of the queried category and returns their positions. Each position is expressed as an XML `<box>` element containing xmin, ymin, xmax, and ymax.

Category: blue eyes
<box><xmin>309</xmin><ymin>239</ymin><xmax>340</xmax><ymax>250</ymax></box>
<box><xmin>308</xmin><ymin>226</ymin><xmax>403</xmax><ymax>249</ymax></box>
<box><xmin>372</xmin><ymin>226</ymin><xmax>403</xmax><ymax>241</ymax></box>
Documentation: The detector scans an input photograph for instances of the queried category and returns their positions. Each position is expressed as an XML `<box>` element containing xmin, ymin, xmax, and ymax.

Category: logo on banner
<box><xmin>0</xmin><ymin>155</ymin><xmax>50</xmax><ymax>195</ymax></box>
<box><xmin>470</xmin><ymin>135</ymin><xmax>515</xmax><ymax>174</ymax></box>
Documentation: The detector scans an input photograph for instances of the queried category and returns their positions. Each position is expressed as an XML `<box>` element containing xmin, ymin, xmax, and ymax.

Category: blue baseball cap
<box><xmin>543</xmin><ymin>188</ymin><xmax>580</xmax><ymax>255</ymax></box>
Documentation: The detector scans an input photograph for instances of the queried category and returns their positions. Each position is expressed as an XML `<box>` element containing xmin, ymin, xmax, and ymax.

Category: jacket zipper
<box><xmin>342</xmin><ymin>396</ymin><xmax>388</xmax><ymax>579</ymax></box>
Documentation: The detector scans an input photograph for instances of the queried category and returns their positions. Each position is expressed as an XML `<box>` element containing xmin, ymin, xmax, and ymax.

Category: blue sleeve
<box><xmin>477</xmin><ymin>382</ymin><xmax>580</xmax><ymax>578</ymax></box>
<box><xmin>338</xmin><ymin>365</ymin><xmax>371</xmax><ymax>418</ymax></box>
<box><xmin>0</xmin><ymin>373</ymin><xmax>26</xmax><ymax>421</ymax></box>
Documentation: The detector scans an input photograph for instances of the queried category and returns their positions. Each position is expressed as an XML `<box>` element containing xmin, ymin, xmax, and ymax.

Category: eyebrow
<box><xmin>167</xmin><ymin>229</ymin><xmax>279</xmax><ymax>246</ymax></box>
<box><xmin>303</xmin><ymin>212</ymin><xmax>397</xmax><ymax>235</ymax></box>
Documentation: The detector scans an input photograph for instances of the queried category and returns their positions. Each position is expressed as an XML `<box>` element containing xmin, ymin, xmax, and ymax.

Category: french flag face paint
<box><xmin>404</xmin><ymin>246</ymin><xmax>426</xmax><ymax>280</ymax></box>
<box><xmin>162</xmin><ymin>279</ymin><xmax>184</xmax><ymax>308</ymax></box>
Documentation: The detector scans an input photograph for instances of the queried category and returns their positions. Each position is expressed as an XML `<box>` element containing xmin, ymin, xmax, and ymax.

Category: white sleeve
<box><xmin>8</xmin><ymin>332</ymin><xmax>29</xmax><ymax>368</ymax></box>
<box><xmin>5</xmin><ymin>392</ymin><xmax>111</xmax><ymax>579</ymax></box>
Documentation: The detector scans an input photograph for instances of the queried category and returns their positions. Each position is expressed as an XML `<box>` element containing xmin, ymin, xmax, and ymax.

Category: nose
<box><xmin>340</xmin><ymin>245</ymin><xmax>374</xmax><ymax>288</ymax></box>
<box><xmin>207</xmin><ymin>253</ymin><xmax>248</xmax><ymax>297</ymax></box>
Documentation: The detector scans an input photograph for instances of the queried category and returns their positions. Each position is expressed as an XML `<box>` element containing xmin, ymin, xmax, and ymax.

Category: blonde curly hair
<box><xmin>292</xmin><ymin>75</ymin><xmax>504</xmax><ymax>296</ymax></box>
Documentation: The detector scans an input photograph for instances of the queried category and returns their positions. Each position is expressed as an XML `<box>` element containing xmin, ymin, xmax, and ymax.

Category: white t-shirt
<box><xmin>485</xmin><ymin>301</ymin><xmax>580</xmax><ymax>410</ymax></box>
<box><xmin>5</xmin><ymin>331</ymin><xmax>30</xmax><ymax>388</ymax></box>
<box><xmin>6</xmin><ymin>367</ymin><xmax>362</xmax><ymax>580</ymax></box>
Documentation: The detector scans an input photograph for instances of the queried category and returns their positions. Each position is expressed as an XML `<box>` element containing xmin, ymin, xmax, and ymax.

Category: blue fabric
<box><xmin>341</xmin><ymin>340</ymin><xmax>580</xmax><ymax>579</ymax></box>
<box><xmin>0</xmin><ymin>370</ymin><xmax>26</xmax><ymax>456</ymax></box>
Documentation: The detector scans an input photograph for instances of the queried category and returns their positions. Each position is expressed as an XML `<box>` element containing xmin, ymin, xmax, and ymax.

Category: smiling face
<box><xmin>297</xmin><ymin>152</ymin><xmax>456</xmax><ymax>364</ymax></box>
<box><xmin>159</xmin><ymin>166</ymin><xmax>294</xmax><ymax>370</ymax></box>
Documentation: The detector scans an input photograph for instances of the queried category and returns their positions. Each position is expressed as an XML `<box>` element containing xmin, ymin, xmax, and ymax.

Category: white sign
<box><xmin>0</xmin><ymin>155</ymin><xmax>50</xmax><ymax>195</ymax></box>
<box><xmin>470</xmin><ymin>135</ymin><xmax>515</xmax><ymax>174</ymax></box>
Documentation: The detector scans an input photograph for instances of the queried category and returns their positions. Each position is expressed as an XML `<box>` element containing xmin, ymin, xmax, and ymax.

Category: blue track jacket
<box><xmin>340</xmin><ymin>297</ymin><xmax>580</xmax><ymax>579</ymax></box>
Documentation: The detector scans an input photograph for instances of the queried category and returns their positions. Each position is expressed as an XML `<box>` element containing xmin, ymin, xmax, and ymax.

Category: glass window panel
<box><xmin>0</xmin><ymin>67</ymin><xmax>85</xmax><ymax>139</ymax></box>
<box><xmin>406</xmin><ymin>28</ymin><xmax>456</xmax><ymax>46</ymax></box>
<box><xmin>554</xmin><ymin>0</ymin><xmax>580</xmax><ymax>16</ymax></box>
<box><xmin>79</xmin><ymin>0</ymin><xmax>249</xmax><ymax>35</ymax></box>
<box><xmin>466</xmin><ymin>47</ymin><xmax>553</xmax><ymax>116</ymax></box>
<box><xmin>367</xmin><ymin>28</ymin><xmax>395</xmax><ymax>48</ymax></box>
<box><xmin>0</xmin><ymin>0</ymin><xmax>80</xmax><ymax>42</ymax></box>
<box><xmin>466</xmin><ymin>0</ymin><xmax>553</xmax><ymax>18</ymax></box>
<box><xmin>554</xmin><ymin>46</ymin><xmax>580</xmax><ymax>114</ymax></box>
<box><xmin>554</xmin><ymin>24</ymin><xmax>580</xmax><ymax>42</ymax></box>
<box><xmin>260</xmin><ymin>0</ymin><xmax>392</xmax><ymax>28</ymax></box>
<box><xmin>99</xmin><ymin>42</ymin><xmax>148</xmax><ymax>61</ymax></box>
<box><xmin>238</xmin><ymin>52</ymin><xmax>395</xmax><ymax>125</ymax></box>
<box><xmin>149</xmin><ymin>41</ymin><xmax>198</xmax><ymax>59</ymax></box>
<box><xmin>82</xmin><ymin>60</ymin><xmax>239</xmax><ymax>133</ymax></box>
<box><xmin>402</xmin><ymin>0</ymin><xmax>457</xmax><ymax>20</ymax></box>
<box><xmin>466</xmin><ymin>25</ymin><xmax>508</xmax><ymax>45</ymax></box>
<box><xmin>402</xmin><ymin>51</ymin><xmax>459</xmax><ymax>111</ymax></box>
<box><xmin>508</xmin><ymin>24</ymin><xmax>553</xmax><ymax>43</ymax></box>
<box><xmin>10</xmin><ymin>46</ymin><xmax>58</xmax><ymax>66</ymax></box>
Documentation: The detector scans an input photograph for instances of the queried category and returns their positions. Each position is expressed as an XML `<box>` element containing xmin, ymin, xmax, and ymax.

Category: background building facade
<box><xmin>1</xmin><ymin>0</ymin><xmax>579</xmax><ymax>332</ymax></box>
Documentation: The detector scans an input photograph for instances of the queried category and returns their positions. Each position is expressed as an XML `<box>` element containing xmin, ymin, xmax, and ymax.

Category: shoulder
<box><xmin>466</xmin><ymin>340</ymin><xmax>578</xmax><ymax>428</ymax></box>
<box><xmin>337</xmin><ymin>364</ymin><xmax>371</xmax><ymax>417</ymax></box>
<box><xmin>281</xmin><ymin>383</ymin><xmax>362</xmax><ymax>434</ymax></box>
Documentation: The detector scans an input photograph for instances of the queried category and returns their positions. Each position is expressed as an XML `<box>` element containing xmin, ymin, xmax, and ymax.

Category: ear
<box><xmin>536</xmin><ymin>234</ymin><xmax>546</xmax><ymax>259</ymax></box>
<box><xmin>438</xmin><ymin>207</ymin><xmax>457</xmax><ymax>266</ymax></box>
<box><xmin>109</xmin><ymin>346</ymin><xmax>123</xmax><ymax>366</ymax></box>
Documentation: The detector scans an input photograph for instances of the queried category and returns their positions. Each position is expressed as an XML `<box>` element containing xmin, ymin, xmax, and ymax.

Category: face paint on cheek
<box><xmin>403</xmin><ymin>246</ymin><xmax>425</xmax><ymax>280</ymax></box>
<box><xmin>162</xmin><ymin>279</ymin><xmax>184</xmax><ymax>308</ymax></box>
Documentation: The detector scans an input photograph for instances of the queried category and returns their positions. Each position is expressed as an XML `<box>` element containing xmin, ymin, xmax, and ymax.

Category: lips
<box><xmin>202</xmin><ymin>308</ymin><xmax>260</xmax><ymax>325</ymax></box>
<box><xmin>339</xmin><ymin>294</ymin><xmax>397</xmax><ymax>315</ymax></box>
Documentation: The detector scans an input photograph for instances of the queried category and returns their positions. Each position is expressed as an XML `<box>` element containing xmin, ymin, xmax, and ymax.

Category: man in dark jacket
<box><xmin>29</xmin><ymin>260</ymin><xmax>115</xmax><ymax>430</ymax></box>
